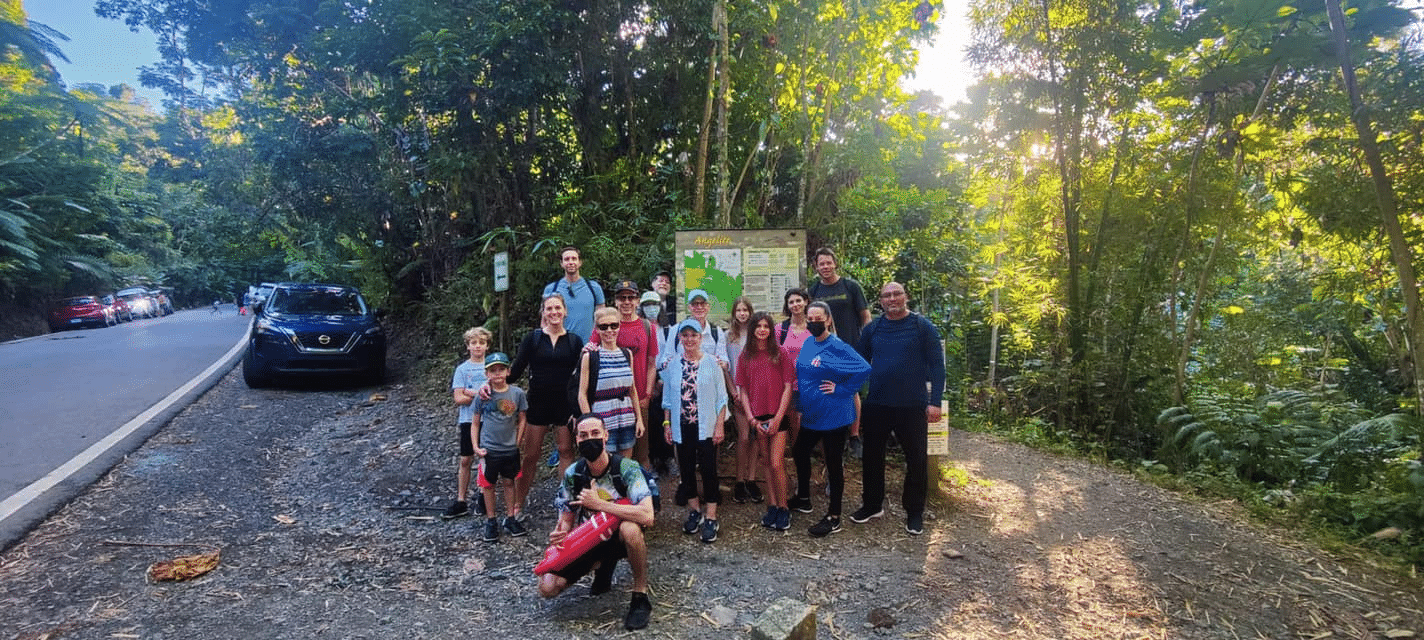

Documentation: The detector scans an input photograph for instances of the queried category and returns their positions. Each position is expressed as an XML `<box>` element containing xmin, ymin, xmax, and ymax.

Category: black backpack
<box><xmin>571</xmin><ymin>453</ymin><xmax>661</xmax><ymax>513</ymax></box>
<box><xmin>566</xmin><ymin>346</ymin><xmax>633</xmax><ymax>411</ymax></box>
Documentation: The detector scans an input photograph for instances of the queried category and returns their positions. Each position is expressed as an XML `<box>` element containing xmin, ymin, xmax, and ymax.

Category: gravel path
<box><xmin>1</xmin><ymin>364</ymin><xmax>1420</xmax><ymax>639</ymax></box>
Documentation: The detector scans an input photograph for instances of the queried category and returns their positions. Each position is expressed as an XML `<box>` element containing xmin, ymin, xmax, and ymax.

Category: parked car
<box><xmin>251</xmin><ymin>282</ymin><xmax>278</xmax><ymax>309</ymax></box>
<box><xmin>101</xmin><ymin>294</ymin><xmax>134</xmax><ymax>322</ymax></box>
<box><xmin>48</xmin><ymin>296</ymin><xmax>113</xmax><ymax>331</ymax></box>
<box><xmin>242</xmin><ymin>283</ymin><xmax>386</xmax><ymax>387</ymax></box>
<box><xmin>116</xmin><ymin>287</ymin><xmax>156</xmax><ymax>318</ymax></box>
<box><xmin>149</xmin><ymin>289</ymin><xmax>174</xmax><ymax>315</ymax></box>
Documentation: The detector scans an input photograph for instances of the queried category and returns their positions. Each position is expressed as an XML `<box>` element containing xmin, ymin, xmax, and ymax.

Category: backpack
<box><xmin>571</xmin><ymin>453</ymin><xmax>661</xmax><ymax>513</ymax></box>
<box><xmin>566</xmin><ymin>346</ymin><xmax>633</xmax><ymax>411</ymax></box>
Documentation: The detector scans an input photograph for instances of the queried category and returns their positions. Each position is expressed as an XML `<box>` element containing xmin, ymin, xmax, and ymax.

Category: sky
<box><xmin>26</xmin><ymin>0</ymin><xmax>166</xmax><ymax>107</ymax></box>
<box><xmin>25</xmin><ymin>0</ymin><xmax>974</xmax><ymax>111</ymax></box>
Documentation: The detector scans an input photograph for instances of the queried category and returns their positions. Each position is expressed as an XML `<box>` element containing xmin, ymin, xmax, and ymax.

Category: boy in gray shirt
<box><xmin>472</xmin><ymin>352</ymin><xmax>529</xmax><ymax>541</ymax></box>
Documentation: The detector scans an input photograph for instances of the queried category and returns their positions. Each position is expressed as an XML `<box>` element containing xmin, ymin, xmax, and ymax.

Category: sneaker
<box><xmin>788</xmin><ymin>495</ymin><xmax>813</xmax><ymax>514</ymax></box>
<box><xmin>906</xmin><ymin>512</ymin><xmax>925</xmax><ymax>535</ymax></box>
<box><xmin>808</xmin><ymin>515</ymin><xmax>842</xmax><ymax>538</ymax></box>
<box><xmin>546</xmin><ymin>450</ymin><xmax>559</xmax><ymax>467</ymax></box>
<box><xmin>701</xmin><ymin>518</ymin><xmax>719</xmax><ymax>543</ymax></box>
<box><xmin>774</xmin><ymin>507</ymin><xmax>792</xmax><ymax>531</ymax></box>
<box><xmin>503</xmin><ymin>515</ymin><xmax>528</xmax><ymax>537</ymax></box>
<box><xmin>849</xmin><ymin>505</ymin><xmax>884</xmax><ymax>523</ymax></box>
<box><xmin>590</xmin><ymin>561</ymin><xmax>615</xmax><ymax>595</ymax></box>
<box><xmin>440</xmin><ymin>500</ymin><xmax>470</xmax><ymax>520</ymax></box>
<box><xmin>760</xmin><ymin>506</ymin><xmax>777</xmax><ymax>529</ymax></box>
<box><xmin>847</xmin><ymin>436</ymin><xmax>863</xmax><ymax>460</ymax></box>
<box><xmin>733</xmin><ymin>481</ymin><xmax>750</xmax><ymax>503</ymax></box>
<box><xmin>682</xmin><ymin>509</ymin><xmax>703</xmax><ymax>535</ymax></box>
<box><xmin>472</xmin><ymin>498</ymin><xmax>486</xmax><ymax>517</ymax></box>
<box><xmin>624</xmin><ymin>592</ymin><xmax>653</xmax><ymax>631</ymax></box>
<box><xmin>747</xmin><ymin>481</ymin><xmax>764</xmax><ymax>503</ymax></box>
<box><xmin>482</xmin><ymin>518</ymin><xmax>499</xmax><ymax>542</ymax></box>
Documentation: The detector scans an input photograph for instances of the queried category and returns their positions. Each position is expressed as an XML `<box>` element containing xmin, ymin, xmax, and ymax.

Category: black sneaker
<box><xmin>808</xmin><ymin>515</ymin><xmax>842</xmax><ymax>538</ymax></box>
<box><xmin>774</xmin><ymin>507</ymin><xmax>791</xmax><ymax>531</ymax></box>
<box><xmin>747</xmin><ymin>481</ymin><xmax>764</xmax><ymax>503</ymax></box>
<box><xmin>788</xmin><ymin>495</ymin><xmax>813</xmax><ymax>514</ymax></box>
<box><xmin>590</xmin><ymin>561</ymin><xmax>615</xmax><ymax>595</ymax></box>
<box><xmin>682</xmin><ymin>509</ymin><xmax>703</xmax><ymax>535</ymax></box>
<box><xmin>847</xmin><ymin>436</ymin><xmax>863</xmax><ymax>460</ymax></box>
<box><xmin>441</xmin><ymin>500</ymin><xmax>470</xmax><ymax>520</ymax></box>
<box><xmin>482</xmin><ymin>517</ymin><xmax>499</xmax><ymax>542</ymax></box>
<box><xmin>849</xmin><ymin>505</ymin><xmax>884</xmax><ymax>523</ymax></box>
<box><xmin>906</xmin><ymin>512</ymin><xmax>925</xmax><ymax>535</ymax></box>
<box><xmin>624</xmin><ymin>592</ymin><xmax>652</xmax><ymax>631</ymax></box>
<box><xmin>760</xmin><ymin>506</ymin><xmax>777</xmax><ymax>529</ymax></box>
<box><xmin>503</xmin><ymin>516</ymin><xmax>528</xmax><ymax>537</ymax></box>
<box><xmin>700</xmin><ymin>518</ymin><xmax>719</xmax><ymax>543</ymax></box>
<box><xmin>472</xmin><ymin>498</ymin><xmax>486</xmax><ymax>517</ymax></box>
<box><xmin>732</xmin><ymin>481</ymin><xmax>750</xmax><ymax>503</ymax></box>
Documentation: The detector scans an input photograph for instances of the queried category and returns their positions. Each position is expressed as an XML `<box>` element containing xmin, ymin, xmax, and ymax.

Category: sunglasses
<box><xmin>596</xmin><ymin>323</ymin><xmax>620</xmax><ymax>331</ymax></box>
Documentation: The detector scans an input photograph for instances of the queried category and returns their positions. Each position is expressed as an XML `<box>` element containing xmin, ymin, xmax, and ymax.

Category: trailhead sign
<box><xmin>674</xmin><ymin>229</ymin><xmax>805</xmax><ymax>321</ymax></box>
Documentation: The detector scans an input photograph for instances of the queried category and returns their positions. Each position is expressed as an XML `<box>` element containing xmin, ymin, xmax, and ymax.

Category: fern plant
<box><xmin>1157</xmin><ymin>388</ymin><xmax>1373</xmax><ymax>484</ymax></box>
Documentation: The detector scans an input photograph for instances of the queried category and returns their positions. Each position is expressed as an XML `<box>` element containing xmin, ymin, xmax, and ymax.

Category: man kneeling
<box><xmin>538</xmin><ymin>414</ymin><xmax>656</xmax><ymax>630</ymax></box>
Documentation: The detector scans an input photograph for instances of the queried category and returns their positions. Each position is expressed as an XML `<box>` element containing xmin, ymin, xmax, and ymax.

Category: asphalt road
<box><xmin>0</xmin><ymin>305</ymin><xmax>250</xmax><ymax>548</ymax></box>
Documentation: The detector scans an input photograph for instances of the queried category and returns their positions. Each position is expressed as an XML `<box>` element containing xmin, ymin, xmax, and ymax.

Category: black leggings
<box><xmin>793</xmin><ymin>425</ymin><xmax>848</xmax><ymax>517</ymax></box>
<box><xmin>676</xmin><ymin>421</ymin><xmax>721</xmax><ymax>505</ymax></box>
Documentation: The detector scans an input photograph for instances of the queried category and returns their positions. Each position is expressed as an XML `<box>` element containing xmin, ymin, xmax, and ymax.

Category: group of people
<box><xmin>442</xmin><ymin>245</ymin><xmax>946</xmax><ymax>631</ymax></box>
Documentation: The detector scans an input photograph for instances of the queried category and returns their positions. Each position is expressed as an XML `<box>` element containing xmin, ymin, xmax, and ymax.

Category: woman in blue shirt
<box><xmin>788</xmin><ymin>301</ymin><xmax>870</xmax><ymax>537</ymax></box>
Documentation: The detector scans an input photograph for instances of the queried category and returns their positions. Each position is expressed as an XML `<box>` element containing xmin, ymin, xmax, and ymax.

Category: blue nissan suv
<box><xmin>243</xmin><ymin>283</ymin><xmax>386</xmax><ymax>387</ymax></box>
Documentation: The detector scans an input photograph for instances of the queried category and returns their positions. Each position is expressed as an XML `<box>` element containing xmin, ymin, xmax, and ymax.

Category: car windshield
<box><xmin>267</xmin><ymin>288</ymin><xmax>366</xmax><ymax>316</ymax></box>
<box><xmin>62</xmin><ymin>297</ymin><xmax>96</xmax><ymax>305</ymax></box>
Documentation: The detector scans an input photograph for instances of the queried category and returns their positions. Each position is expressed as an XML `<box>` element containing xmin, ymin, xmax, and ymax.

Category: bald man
<box><xmin>850</xmin><ymin>282</ymin><xmax>945</xmax><ymax>535</ymax></box>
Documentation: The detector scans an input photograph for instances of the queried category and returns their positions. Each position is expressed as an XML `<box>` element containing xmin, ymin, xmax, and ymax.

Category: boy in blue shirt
<box><xmin>445</xmin><ymin>327</ymin><xmax>492</xmax><ymax>519</ymax></box>
<box><xmin>472</xmin><ymin>352</ymin><xmax>530</xmax><ymax>541</ymax></box>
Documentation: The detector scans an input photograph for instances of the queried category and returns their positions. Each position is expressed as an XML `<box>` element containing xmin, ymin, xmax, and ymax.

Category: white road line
<box><xmin>0</xmin><ymin>329</ymin><xmax>249</xmax><ymax>523</ymax></box>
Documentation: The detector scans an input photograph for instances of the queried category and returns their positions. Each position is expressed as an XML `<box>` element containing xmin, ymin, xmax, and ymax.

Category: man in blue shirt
<box><xmin>543</xmin><ymin>246</ymin><xmax>604</xmax><ymax>341</ymax></box>
<box><xmin>849</xmin><ymin>282</ymin><xmax>945</xmax><ymax>535</ymax></box>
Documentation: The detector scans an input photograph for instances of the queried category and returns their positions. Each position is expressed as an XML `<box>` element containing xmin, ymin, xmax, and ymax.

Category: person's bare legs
<box><xmin>515</xmin><ymin>424</ymin><xmax>550</xmax><ymax>510</ymax></box>
<box><xmin>621</xmin><ymin>521</ymin><xmax>648</xmax><ymax>592</ymax></box>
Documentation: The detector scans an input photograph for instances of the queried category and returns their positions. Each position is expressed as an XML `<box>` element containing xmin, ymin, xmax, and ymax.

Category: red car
<box><xmin>48</xmin><ymin>296</ymin><xmax>114</xmax><ymax>331</ymax></box>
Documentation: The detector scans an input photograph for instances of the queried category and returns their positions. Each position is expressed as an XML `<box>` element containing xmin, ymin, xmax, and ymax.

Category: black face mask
<box><xmin>807</xmin><ymin>321</ymin><xmax>827</xmax><ymax>337</ymax></box>
<box><xmin>578</xmin><ymin>438</ymin><xmax>605</xmax><ymax>461</ymax></box>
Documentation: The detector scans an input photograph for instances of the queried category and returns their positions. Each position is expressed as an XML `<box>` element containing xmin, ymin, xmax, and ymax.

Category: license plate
<box><xmin>70</xmin><ymin>318</ymin><xmax>82</xmax><ymax>324</ymax></box>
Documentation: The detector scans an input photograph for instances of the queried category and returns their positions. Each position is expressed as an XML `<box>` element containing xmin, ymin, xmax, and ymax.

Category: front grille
<box><xmin>292</xmin><ymin>331</ymin><xmax>357</xmax><ymax>352</ymax></box>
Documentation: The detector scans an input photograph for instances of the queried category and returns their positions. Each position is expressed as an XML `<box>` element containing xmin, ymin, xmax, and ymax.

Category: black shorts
<box><xmin>480</xmin><ymin>450</ymin><xmax>521</xmax><ymax>485</ymax></box>
<box><xmin>457</xmin><ymin>422</ymin><xmax>475</xmax><ymax>457</ymax></box>
<box><xmin>525</xmin><ymin>390</ymin><xmax>573</xmax><ymax>427</ymax></box>
<box><xmin>754</xmin><ymin>414</ymin><xmax>790</xmax><ymax>434</ymax></box>
<box><xmin>552</xmin><ymin>532</ymin><xmax>628</xmax><ymax>583</ymax></box>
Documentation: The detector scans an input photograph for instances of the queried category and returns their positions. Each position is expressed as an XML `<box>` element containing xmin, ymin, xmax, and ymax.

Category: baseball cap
<box><xmin>484</xmin><ymin>352</ymin><xmax>512</xmax><ymax>368</ymax></box>
<box><xmin>639</xmin><ymin>291</ymin><xmax>661</xmax><ymax>305</ymax></box>
<box><xmin>612</xmin><ymin>279</ymin><xmax>639</xmax><ymax>295</ymax></box>
<box><xmin>686</xmin><ymin>289</ymin><xmax>710</xmax><ymax>304</ymax></box>
<box><xmin>677</xmin><ymin>318</ymin><xmax>704</xmax><ymax>334</ymax></box>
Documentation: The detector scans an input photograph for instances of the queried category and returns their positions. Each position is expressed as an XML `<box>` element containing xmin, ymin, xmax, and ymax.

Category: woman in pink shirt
<box><xmin>776</xmin><ymin>288</ymin><xmax>812</xmax><ymax>444</ymax></box>
<box><xmin>738</xmin><ymin>312</ymin><xmax>796</xmax><ymax>530</ymax></box>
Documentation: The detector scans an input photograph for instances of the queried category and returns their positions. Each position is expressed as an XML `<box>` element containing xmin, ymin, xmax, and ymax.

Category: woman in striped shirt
<box><xmin>578</xmin><ymin>307</ymin><xmax>645</xmax><ymax>458</ymax></box>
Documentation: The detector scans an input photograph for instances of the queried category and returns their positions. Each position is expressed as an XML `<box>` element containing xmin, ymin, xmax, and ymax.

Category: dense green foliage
<box><xmin>4</xmin><ymin>0</ymin><xmax>1422</xmax><ymax>563</ymax></box>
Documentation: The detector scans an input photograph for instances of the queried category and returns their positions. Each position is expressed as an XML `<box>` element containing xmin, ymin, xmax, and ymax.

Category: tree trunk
<box><xmin>714</xmin><ymin>0</ymin><xmax>731</xmax><ymax>227</ymax></box>
<box><xmin>1326</xmin><ymin>0</ymin><xmax>1424</xmax><ymax>415</ymax></box>
<box><xmin>692</xmin><ymin>43</ymin><xmax>716</xmax><ymax>220</ymax></box>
